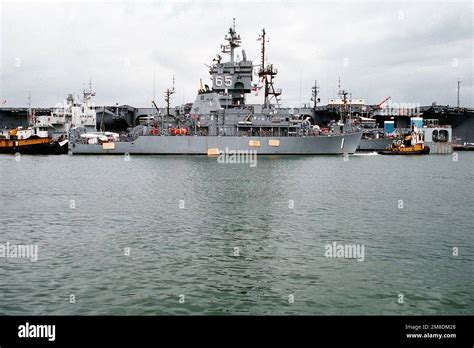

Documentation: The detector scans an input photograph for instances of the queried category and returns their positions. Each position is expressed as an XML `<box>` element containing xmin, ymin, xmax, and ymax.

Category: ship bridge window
<box><xmin>434</xmin><ymin>129</ymin><xmax>449</xmax><ymax>142</ymax></box>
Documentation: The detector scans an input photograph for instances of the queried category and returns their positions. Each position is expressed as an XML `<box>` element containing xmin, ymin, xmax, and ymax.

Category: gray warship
<box><xmin>70</xmin><ymin>22</ymin><xmax>362</xmax><ymax>155</ymax></box>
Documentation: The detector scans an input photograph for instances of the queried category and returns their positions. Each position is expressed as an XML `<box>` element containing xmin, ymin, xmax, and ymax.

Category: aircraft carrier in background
<box><xmin>2</xmin><ymin>101</ymin><xmax>472</xmax><ymax>142</ymax></box>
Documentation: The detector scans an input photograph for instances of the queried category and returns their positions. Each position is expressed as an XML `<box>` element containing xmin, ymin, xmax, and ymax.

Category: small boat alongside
<box><xmin>452</xmin><ymin>142</ymin><xmax>474</xmax><ymax>151</ymax></box>
<box><xmin>378</xmin><ymin>125</ymin><xmax>430</xmax><ymax>155</ymax></box>
<box><xmin>0</xmin><ymin>117</ymin><xmax>68</xmax><ymax>155</ymax></box>
<box><xmin>79</xmin><ymin>132</ymin><xmax>119</xmax><ymax>144</ymax></box>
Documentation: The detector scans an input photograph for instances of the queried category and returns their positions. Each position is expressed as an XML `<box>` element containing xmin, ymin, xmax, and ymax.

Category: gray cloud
<box><xmin>0</xmin><ymin>0</ymin><xmax>472</xmax><ymax>108</ymax></box>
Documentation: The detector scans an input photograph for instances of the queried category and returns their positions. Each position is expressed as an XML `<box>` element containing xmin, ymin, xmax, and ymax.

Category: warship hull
<box><xmin>70</xmin><ymin>132</ymin><xmax>362</xmax><ymax>155</ymax></box>
<box><xmin>358</xmin><ymin>138</ymin><xmax>393</xmax><ymax>151</ymax></box>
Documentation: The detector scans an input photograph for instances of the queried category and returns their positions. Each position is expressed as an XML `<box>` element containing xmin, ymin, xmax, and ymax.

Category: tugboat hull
<box><xmin>0</xmin><ymin>141</ymin><xmax>68</xmax><ymax>155</ymax></box>
<box><xmin>378</xmin><ymin>146</ymin><xmax>430</xmax><ymax>155</ymax></box>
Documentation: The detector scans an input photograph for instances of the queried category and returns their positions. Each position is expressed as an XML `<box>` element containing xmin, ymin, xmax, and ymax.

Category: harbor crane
<box><xmin>377</xmin><ymin>96</ymin><xmax>391</xmax><ymax>109</ymax></box>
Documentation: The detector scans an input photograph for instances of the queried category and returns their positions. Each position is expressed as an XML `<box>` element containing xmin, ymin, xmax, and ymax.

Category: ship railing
<box><xmin>423</xmin><ymin>119</ymin><xmax>439</xmax><ymax>127</ymax></box>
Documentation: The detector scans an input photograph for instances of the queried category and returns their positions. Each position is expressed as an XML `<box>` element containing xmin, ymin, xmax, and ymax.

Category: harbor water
<box><xmin>0</xmin><ymin>153</ymin><xmax>473</xmax><ymax>315</ymax></box>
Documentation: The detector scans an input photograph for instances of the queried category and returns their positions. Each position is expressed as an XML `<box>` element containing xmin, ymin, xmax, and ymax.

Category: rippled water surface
<box><xmin>0</xmin><ymin>153</ymin><xmax>473</xmax><ymax>315</ymax></box>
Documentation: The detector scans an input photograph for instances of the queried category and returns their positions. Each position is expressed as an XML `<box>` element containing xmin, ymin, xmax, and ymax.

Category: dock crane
<box><xmin>377</xmin><ymin>96</ymin><xmax>391</xmax><ymax>109</ymax></box>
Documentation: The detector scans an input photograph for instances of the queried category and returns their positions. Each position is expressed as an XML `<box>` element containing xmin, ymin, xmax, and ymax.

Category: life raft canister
<box><xmin>149</xmin><ymin>127</ymin><xmax>159</xmax><ymax>135</ymax></box>
<box><xmin>170</xmin><ymin>128</ymin><xmax>188</xmax><ymax>136</ymax></box>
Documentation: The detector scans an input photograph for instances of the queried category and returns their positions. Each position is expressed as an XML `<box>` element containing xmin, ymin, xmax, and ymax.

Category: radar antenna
<box><xmin>221</xmin><ymin>18</ymin><xmax>241</xmax><ymax>63</ymax></box>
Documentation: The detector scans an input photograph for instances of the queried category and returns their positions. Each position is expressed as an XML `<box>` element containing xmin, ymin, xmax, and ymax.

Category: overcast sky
<box><xmin>0</xmin><ymin>0</ymin><xmax>472</xmax><ymax>108</ymax></box>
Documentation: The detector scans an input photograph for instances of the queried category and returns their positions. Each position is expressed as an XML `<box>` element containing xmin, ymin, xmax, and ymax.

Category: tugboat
<box><xmin>0</xmin><ymin>115</ymin><xmax>68</xmax><ymax>154</ymax></box>
<box><xmin>378</xmin><ymin>124</ymin><xmax>430</xmax><ymax>155</ymax></box>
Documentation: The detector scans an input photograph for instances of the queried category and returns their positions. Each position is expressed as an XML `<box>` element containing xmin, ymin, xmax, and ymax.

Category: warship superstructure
<box><xmin>69</xmin><ymin>22</ymin><xmax>362</xmax><ymax>155</ymax></box>
<box><xmin>50</xmin><ymin>85</ymin><xmax>97</xmax><ymax>137</ymax></box>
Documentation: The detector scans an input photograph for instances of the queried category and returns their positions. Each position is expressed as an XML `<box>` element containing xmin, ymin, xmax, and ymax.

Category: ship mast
<box><xmin>27</xmin><ymin>90</ymin><xmax>32</xmax><ymax>125</ymax></box>
<box><xmin>164</xmin><ymin>75</ymin><xmax>175</xmax><ymax>117</ymax></box>
<box><xmin>260</xmin><ymin>29</ymin><xmax>265</xmax><ymax>80</ymax></box>
<box><xmin>339</xmin><ymin>89</ymin><xmax>349</xmax><ymax>124</ymax></box>
<box><xmin>221</xmin><ymin>18</ymin><xmax>241</xmax><ymax>64</ymax></box>
<box><xmin>457</xmin><ymin>78</ymin><xmax>461</xmax><ymax>108</ymax></box>
<box><xmin>258</xmin><ymin>28</ymin><xmax>281</xmax><ymax>108</ymax></box>
<box><xmin>162</xmin><ymin>76</ymin><xmax>175</xmax><ymax>131</ymax></box>
<box><xmin>83</xmin><ymin>78</ymin><xmax>95</xmax><ymax>105</ymax></box>
<box><xmin>336</xmin><ymin>77</ymin><xmax>351</xmax><ymax>124</ymax></box>
<box><xmin>260</xmin><ymin>28</ymin><xmax>267</xmax><ymax>107</ymax></box>
<box><xmin>311</xmin><ymin>80</ymin><xmax>320</xmax><ymax>111</ymax></box>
